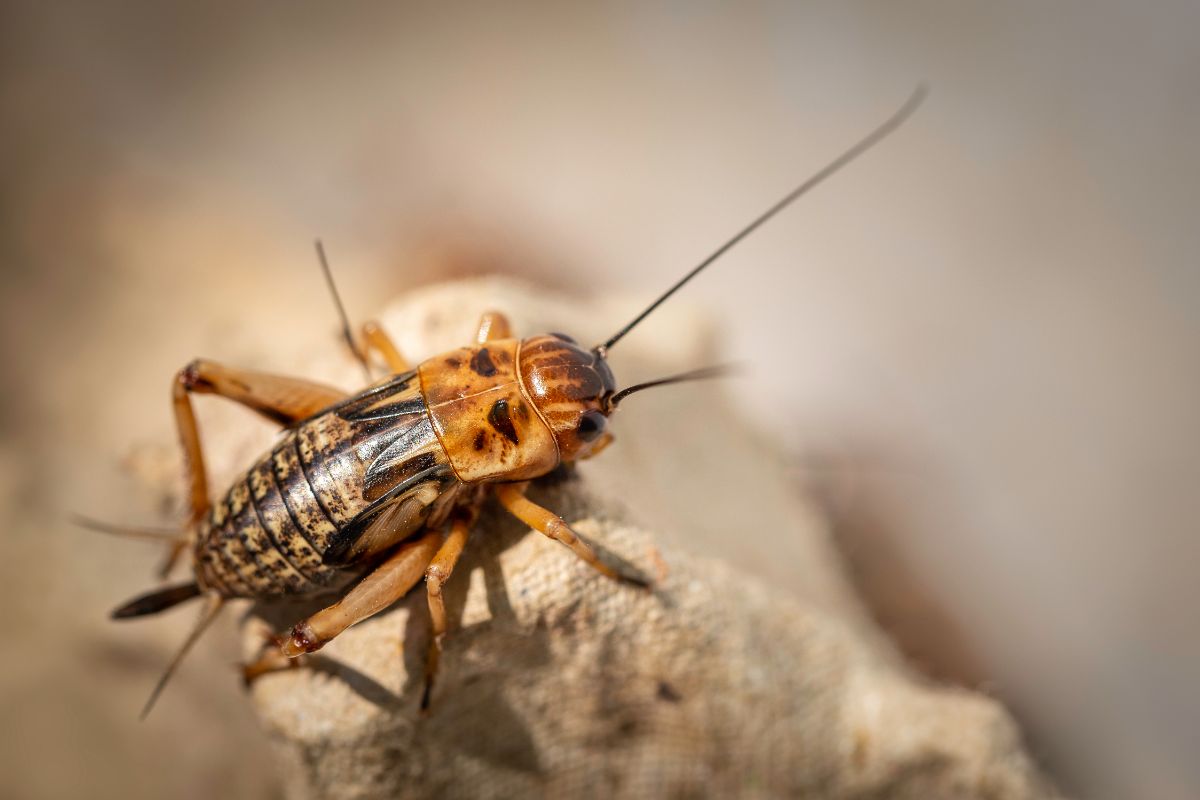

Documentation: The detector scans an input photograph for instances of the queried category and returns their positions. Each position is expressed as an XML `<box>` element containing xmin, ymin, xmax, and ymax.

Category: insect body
<box><xmin>100</xmin><ymin>87</ymin><xmax>926</xmax><ymax>716</ymax></box>
<box><xmin>192</xmin><ymin>330</ymin><xmax>622</xmax><ymax>604</ymax></box>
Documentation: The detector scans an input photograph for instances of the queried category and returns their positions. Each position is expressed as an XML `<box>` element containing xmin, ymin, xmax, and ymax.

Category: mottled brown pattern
<box><xmin>296</xmin><ymin>416</ymin><xmax>361</xmax><ymax>527</ymax></box>
<box><xmin>273</xmin><ymin>442</ymin><xmax>339</xmax><ymax>554</ymax></box>
<box><xmin>191</xmin><ymin>336</ymin><xmax>619</xmax><ymax>598</ymax></box>
<box><xmin>469</xmin><ymin>347</ymin><xmax>498</xmax><ymax>377</ymax></box>
<box><xmin>193</xmin><ymin>371</ymin><xmax>454</xmax><ymax>598</ymax></box>
<box><xmin>517</xmin><ymin>335</ymin><xmax>617</xmax><ymax>462</ymax></box>
<box><xmin>233</xmin><ymin>476</ymin><xmax>310</xmax><ymax>594</ymax></box>
<box><xmin>419</xmin><ymin>340</ymin><xmax>558</xmax><ymax>483</ymax></box>
<box><xmin>247</xmin><ymin>458</ymin><xmax>327</xmax><ymax>581</ymax></box>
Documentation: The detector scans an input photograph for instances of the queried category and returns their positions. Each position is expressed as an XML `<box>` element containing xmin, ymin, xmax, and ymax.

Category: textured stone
<box><xmin>226</xmin><ymin>279</ymin><xmax>1061</xmax><ymax>800</ymax></box>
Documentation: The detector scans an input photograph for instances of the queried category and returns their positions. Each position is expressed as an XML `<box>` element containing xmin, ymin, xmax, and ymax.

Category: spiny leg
<box><xmin>422</xmin><ymin>511</ymin><xmax>474</xmax><ymax>709</ymax></box>
<box><xmin>494</xmin><ymin>482</ymin><xmax>650</xmax><ymax>588</ymax></box>
<box><xmin>475</xmin><ymin>311</ymin><xmax>511</xmax><ymax>344</ymax></box>
<box><xmin>359</xmin><ymin>320</ymin><xmax>410</xmax><ymax>373</ymax></box>
<box><xmin>242</xmin><ymin>532</ymin><xmax>442</xmax><ymax>686</ymax></box>
<box><xmin>166</xmin><ymin>359</ymin><xmax>345</xmax><ymax>576</ymax></box>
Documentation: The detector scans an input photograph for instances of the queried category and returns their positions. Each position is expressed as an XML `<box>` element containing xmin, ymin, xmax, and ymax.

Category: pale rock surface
<box><xmin>206</xmin><ymin>279</ymin><xmax>1061</xmax><ymax>799</ymax></box>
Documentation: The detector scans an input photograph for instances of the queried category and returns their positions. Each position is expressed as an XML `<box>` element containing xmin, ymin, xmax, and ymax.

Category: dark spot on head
<box><xmin>488</xmin><ymin>398</ymin><xmax>520</xmax><ymax>445</ymax></box>
<box><xmin>473</xmin><ymin>430</ymin><xmax>486</xmax><ymax>451</ymax></box>
<box><xmin>657</xmin><ymin>680</ymin><xmax>682</xmax><ymax>703</ymax></box>
<box><xmin>444</xmin><ymin>356</ymin><xmax>462</xmax><ymax>369</ymax></box>
<box><xmin>513</xmin><ymin>401</ymin><xmax>530</xmax><ymax>421</ymax></box>
<box><xmin>470</xmin><ymin>347</ymin><xmax>498</xmax><ymax>377</ymax></box>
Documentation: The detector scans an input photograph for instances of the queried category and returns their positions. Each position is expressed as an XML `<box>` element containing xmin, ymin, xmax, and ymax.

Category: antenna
<box><xmin>315</xmin><ymin>239</ymin><xmax>373</xmax><ymax>383</ymax></box>
<box><xmin>607</xmin><ymin>364</ymin><xmax>737</xmax><ymax>410</ymax></box>
<box><xmin>595</xmin><ymin>85</ymin><xmax>927</xmax><ymax>357</ymax></box>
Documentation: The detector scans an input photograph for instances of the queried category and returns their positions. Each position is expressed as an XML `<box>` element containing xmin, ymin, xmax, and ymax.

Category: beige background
<box><xmin>2</xmin><ymin>2</ymin><xmax>1197</xmax><ymax>799</ymax></box>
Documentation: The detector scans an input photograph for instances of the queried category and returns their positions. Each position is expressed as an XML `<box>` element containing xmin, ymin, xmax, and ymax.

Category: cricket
<box><xmin>88</xmin><ymin>86</ymin><xmax>925</xmax><ymax>718</ymax></box>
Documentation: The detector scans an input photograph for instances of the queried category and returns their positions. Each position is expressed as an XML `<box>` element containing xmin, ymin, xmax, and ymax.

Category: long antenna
<box><xmin>595</xmin><ymin>84</ymin><xmax>927</xmax><ymax>357</ymax></box>
<box><xmin>607</xmin><ymin>364</ymin><xmax>736</xmax><ymax>410</ymax></box>
<box><xmin>315</xmin><ymin>239</ymin><xmax>373</xmax><ymax>383</ymax></box>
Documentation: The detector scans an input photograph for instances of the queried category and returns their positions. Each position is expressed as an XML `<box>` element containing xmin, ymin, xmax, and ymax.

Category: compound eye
<box><xmin>577</xmin><ymin>409</ymin><xmax>607</xmax><ymax>442</ymax></box>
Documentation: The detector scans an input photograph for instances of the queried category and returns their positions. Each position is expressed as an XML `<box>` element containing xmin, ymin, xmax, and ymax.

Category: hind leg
<box><xmin>242</xmin><ymin>532</ymin><xmax>442</xmax><ymax>685</ymax></box>
<box><xmin>166</xmin><ymin>360</ymin><xmax>346</xmax><ymax>575</ymax></box>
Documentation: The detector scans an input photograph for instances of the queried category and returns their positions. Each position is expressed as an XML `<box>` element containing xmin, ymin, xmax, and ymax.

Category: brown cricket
<box><xmin>93</xmin><ymin>87</ymin><xmax>925</xmax><ymax>717</ymax></box>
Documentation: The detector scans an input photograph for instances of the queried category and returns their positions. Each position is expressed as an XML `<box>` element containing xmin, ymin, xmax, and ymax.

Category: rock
<box><xmin>224</xmin><ymin>279</ymin><xmax>1060</xmax><ymax>799</ymax></box>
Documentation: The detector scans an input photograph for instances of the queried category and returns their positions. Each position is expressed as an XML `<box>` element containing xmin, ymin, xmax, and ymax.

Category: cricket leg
<box><xmin>278</xmin><ymin>531</ymin><xmax>442</xmax><ymax>658</ymax></box>
<box><xmin>475</xmin><ymin>311</ymin><xmax>512</xmax><ymax>343</ymax></box>
<box><xmin>421</xmin><ymin>511</ymin><xmax>473</xmax><ymax>709</ymax></box>
<box><xmin>494</xmin><ymin>482</ymin><xmax>650</xmax><ymax>588</ymax></box>
<box><xmin>360</xmin><ymin>320</ymin><xmax>410</xmax><ymax>373</ymax></box>
<box><xmin>166</xmin><ymin>359</ymin><xmax>346</xmax><ymax>576</ymax></box>
<box><xmin>240</xmin><ymin>636</ymin><xmax>301</xmax><ymax>685</ymax></box>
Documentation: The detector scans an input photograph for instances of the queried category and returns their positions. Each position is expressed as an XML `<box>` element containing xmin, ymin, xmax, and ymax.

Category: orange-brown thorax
<box><xmin>418</xmin><ymin>335</ymin><xmax>616</xmax><ymax>484</ymax></box>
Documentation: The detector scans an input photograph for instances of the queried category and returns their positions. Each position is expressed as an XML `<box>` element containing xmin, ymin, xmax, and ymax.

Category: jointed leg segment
<box><xmin>425</xmin><ymin>514</ymin><xmax>472</xmax><ymax>646</ymax></box>
<box><xmin>475</xmin><ymin>311</ymin><xmax>511</xmax><ymax>344</ymax></box>
<box><xmin>168</xmin><ymin>359</ymin><xmax>346</xmax><ymax>575</ymax></box>
<box><xmin>359</xmin><ymin>320</ymin><xmax>410</xmax><ymax>373</ymax></box>
<box><xmin>280</xmin><ymin>532</ymin><xmax>442</xmax><ymax>657</ymax></box>
<box><xmin>422</xmin><ymin>512</ymin><xmax>473</xmax><ymax>707</ymax></box>
<box><xmin>494</xmin><ymin>482</ymin><xmax>648</xmax><ymax>587</ymax></box>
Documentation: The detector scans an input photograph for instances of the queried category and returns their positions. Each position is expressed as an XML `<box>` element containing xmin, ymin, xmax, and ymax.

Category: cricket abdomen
<box><xmin>193</xmin><ymin>370</ymin><xmax>456</xmax><ymax>598</ymax></box>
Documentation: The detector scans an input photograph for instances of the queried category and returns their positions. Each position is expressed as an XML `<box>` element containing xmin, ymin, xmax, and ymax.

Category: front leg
<box><xmin>359</xmin><ymin>320</ymin><xmax>410</xmax><ymax>373</ymax></box>
<box><xmin>475</xmin><ymin>311</ymin><xmax>511</xmax><ymax>343</ymax></box>
<box><xmin>494</xmin><ymin>482</ymin><xmax>650</xmax><ymax>588</ymax></box>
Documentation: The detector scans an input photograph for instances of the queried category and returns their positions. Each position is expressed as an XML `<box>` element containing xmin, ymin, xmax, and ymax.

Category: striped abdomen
<box><xmin>192</xmin><ymin>370</ymin><xmax>456</xmax><ymax>598</ymax></box>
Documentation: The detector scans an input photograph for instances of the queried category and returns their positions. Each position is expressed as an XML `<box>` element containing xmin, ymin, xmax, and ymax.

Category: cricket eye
<box><xmin>577</xmin><ymin>409</ymin><xmax>607</xmax><ymax>442</ymax></box>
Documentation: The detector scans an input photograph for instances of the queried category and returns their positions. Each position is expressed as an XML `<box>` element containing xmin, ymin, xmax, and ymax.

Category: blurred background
<box><xmin>2</xmin><ymin>2</ymin><xmax>1197</xmax><ymax>798</ymax></box>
